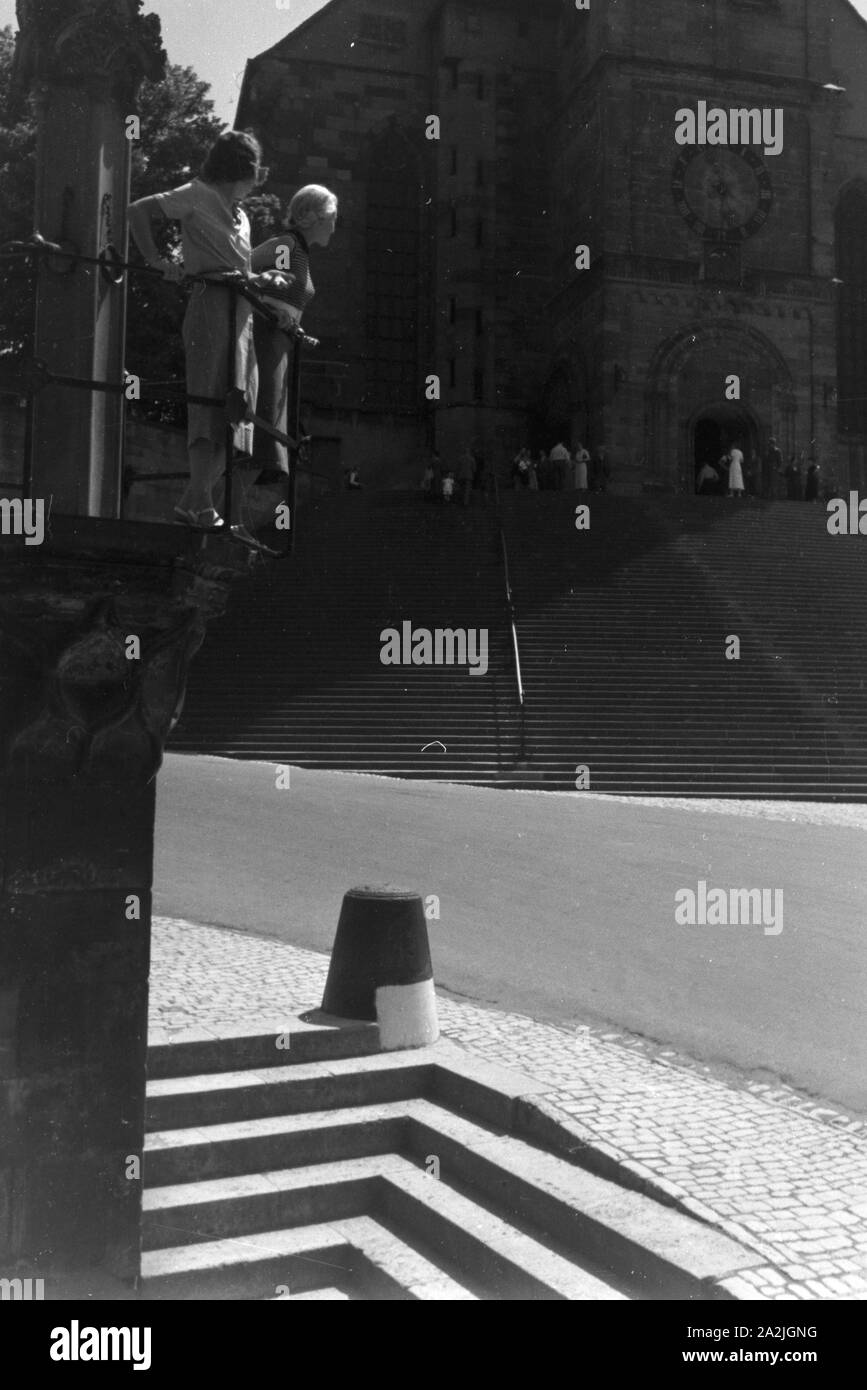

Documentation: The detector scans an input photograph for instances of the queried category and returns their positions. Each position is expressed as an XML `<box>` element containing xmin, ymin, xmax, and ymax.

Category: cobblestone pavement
<box><xmin>151</xmin><ymin>915</ymin><xmax>867</xmax><ymax>1301</ymax></box>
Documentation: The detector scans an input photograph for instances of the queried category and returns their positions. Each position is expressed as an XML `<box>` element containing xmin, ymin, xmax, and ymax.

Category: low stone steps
<box><xmin>147</xmin><ymin>1020</ymin><xmax>380</xmax><ymax>1082</ymax></box>
<box><xmin>141</xmin><ymin>1036</ymin><xmax>762</xmax><ymax>1301</ymax></box>
<box><xmin>141</xmin><ymin>1157</ymin><xmax>623</xmax><ymax>1301</ymax></box>
<box><xmin>141</xmin><ymin>1215</ymin><xmax>477</xmax><ymax>1301</ymax></box>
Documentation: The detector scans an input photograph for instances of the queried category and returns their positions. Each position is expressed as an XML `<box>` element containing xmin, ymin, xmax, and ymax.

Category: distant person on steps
<box><xmin>573</xmin><ymin>442</ymin><xmax>590</xmax><ymax>492</ymax></box>
<box><xmin>457</xmin><ymin>446</ymin><xmax>475</xmax><ymax>506</ymax></box>
<box><xmin>512</xmin><ymin>448</ymin><xmax>531</xmax><ymax>489</ymax></box>
<box><xmin>784</xmin><ymin>456</ymin><xmax>802</xmax><ymax>500</ymax></box>
<box><xmin>590</xmin><ymin>446</ymin><xmax>610</xmax><ymax>493</ymax></box>
<box><xmin>696</xmin><ymin>461</ymin><xmax>718</xmax><ymax>495</ymax></box>
<box><xmin>549</xmin><ymin>441</ymin><xmax>570</xmax><ymax>491</ymax></box>
<box><xmin>727</xmin><ymin>440</ymin><xmax>745</xmax><ymax>497</ymax></box>
<box><xmin>765</xmin><ymin>436</ymin><xmax>783</xmax><ymax>499</ymax></box>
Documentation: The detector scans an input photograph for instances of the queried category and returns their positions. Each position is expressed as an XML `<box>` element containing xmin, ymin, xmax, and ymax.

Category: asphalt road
<box><xmin>154</xmin><ymin>754</ymin><xmax>867</xmax><ymax>1111</ymax></box>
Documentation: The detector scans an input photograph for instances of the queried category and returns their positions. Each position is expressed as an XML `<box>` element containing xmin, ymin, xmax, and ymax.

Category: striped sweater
<box><xmin>260</xmin><ymin>226</ymin><xmax>315</xmax><ymax>318</ymax></box>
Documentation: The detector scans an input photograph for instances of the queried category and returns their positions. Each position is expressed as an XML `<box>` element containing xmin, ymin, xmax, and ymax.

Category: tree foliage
<box><xmin>0</xmin><ymin>27</ymin><xmax>287</xmax><ymax>425</ymax></box>
<box><xmin>0</xmin><ymin>25</ymin><xmax>37</xmax><ymax>359</ymax></box>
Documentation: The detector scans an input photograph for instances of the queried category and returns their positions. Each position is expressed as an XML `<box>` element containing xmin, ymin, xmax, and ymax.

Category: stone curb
<box><xmin>425</xmin><ymin>1046</ymin><xmax>765</xmax><ymax>1295</ymax></box>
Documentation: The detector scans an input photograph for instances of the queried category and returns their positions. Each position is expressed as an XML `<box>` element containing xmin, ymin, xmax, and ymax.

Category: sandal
<box><xmin>174</xmin><ymin>506</ymin><xmax>225</xmax><ymax>532</ymax></box>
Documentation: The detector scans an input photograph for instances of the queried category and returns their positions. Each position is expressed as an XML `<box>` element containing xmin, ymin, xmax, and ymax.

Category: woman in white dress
<box><xmin>573</xmin><ymin>442</ymin><xmax>590</xmax><ymax>491</ymax></box>
<box><xmin>727</xmin><ymin>442</ymin><xmax>746</xmax><ymax>497</ymax></box>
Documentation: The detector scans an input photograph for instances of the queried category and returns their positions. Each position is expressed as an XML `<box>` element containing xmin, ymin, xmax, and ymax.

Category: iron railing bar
<box><xmin>2</xmin><ymin>232</ymin><xmax>315</xmax><ymax>545</ymax></box>
<box><xmin>2</xmin><ymin>237</ymin><xmax>320</xmax><ymax>344</ymax></box>
<box><xmin>285</xmin><ymin>337</ymin><xmax>302</xmax><ymax>555</ymax></box>
<box><xmin>492</xmin><ymin>469</ymin><xmax>527</xmax><ymax>764</ymax></box>
<box><xmin>2</xmin><ymin>365</ymin><xmax>302</xmax><ymax>446</ymax></box>
<box><xmin>123</xmin><ymin>463</ymin><xmax>328</xmax><ymax>490</ymax></box>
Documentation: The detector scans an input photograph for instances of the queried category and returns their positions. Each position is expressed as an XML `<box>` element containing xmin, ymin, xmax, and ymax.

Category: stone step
<box><xmin>143</xmin><ymin>1154</ymin><xmax>380</xmax><ymax>1250</ymax></box>
<box><xmin>145</xmin><ymin>1106</ymin><xmax>404</xmax><ymax>1187</ymax></box>
<box><xmin>141</xmin><ymin>1157</ymin><xmax>622</xmax><ymax>1300</ymax></box>
<box><xmin>146</xmin><ymin>1055</ymin><xmax>436</xmax><ymax>1131</ymax></box>
<box><xmin>140</xmin><ymin>1222</ymin><xmax>353</xmax><ymax>1300</ymax></box>
<box><xmin>141</xmin><ymin>1214</ymin><xmax>480</xmax><ymax>1300</ymax></box>
<box><xmin>146</xmin><ymin>1042</ymin><xmax>542</xmax><ymax>1135</ymax></box>
<box><xmin>143</xmin><ymin>1097</ymin><xmax>758</xmax><ymax>1298</ymax></box>
<box><xmin>147</xmin><ymin>1020</ymin><xmax>381</xmax><ymax>1081</ymax></box>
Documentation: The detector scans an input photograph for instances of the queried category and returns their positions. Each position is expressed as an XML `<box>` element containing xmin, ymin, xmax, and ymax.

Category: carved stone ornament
<box><xmin>0</xmin><ymin>592</ymin><xmax>206</xmax><ymax>783</ymax></box>
<box><xmin>9</xmin><ymin>0</ymin><xmax>166</xmax><ymax>116</ymax></box>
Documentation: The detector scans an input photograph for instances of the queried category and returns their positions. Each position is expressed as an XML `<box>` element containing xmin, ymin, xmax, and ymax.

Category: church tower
<box><xmin>548</xmin><ymin>0</ymin><xmax>866</xmax><ymax>494</ymax></box>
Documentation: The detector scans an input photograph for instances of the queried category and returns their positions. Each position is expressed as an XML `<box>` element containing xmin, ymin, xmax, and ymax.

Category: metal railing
<box><xmin>492</xmin><ymin>468</ymin><xmax>527</xmax><ymax>763</ymax></box>
<box><xmin>0</xmin><ymin>233</ymin><xmax>318</xmax><ymax>557</ymax></box>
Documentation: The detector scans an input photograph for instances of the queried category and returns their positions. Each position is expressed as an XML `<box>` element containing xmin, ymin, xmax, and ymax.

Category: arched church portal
<box><xmin>645</xmin><ymin>321</ymin><xmax>795</xmax><ymax>494</ymax></box>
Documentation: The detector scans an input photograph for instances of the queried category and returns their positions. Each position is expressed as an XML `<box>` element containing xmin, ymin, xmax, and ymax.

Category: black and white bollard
<box><xmin>321</xmin><ymin>885</ymin><xmax>439</xmax><ymax>1050</ymax></box>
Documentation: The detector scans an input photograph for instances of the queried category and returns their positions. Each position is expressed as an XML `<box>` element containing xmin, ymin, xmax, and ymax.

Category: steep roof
<box><xmin>840</xmin><ymin>0</ymin><xmax>867</xmax><ymax>26</ymax></box>
<box><xmin>254</xmin><ymin>0</ymin><xmax>345</xmax><ymax>62</ymax></box>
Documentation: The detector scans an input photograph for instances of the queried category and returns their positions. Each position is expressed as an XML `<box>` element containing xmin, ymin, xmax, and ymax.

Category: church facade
<box><xmin>236</xmin><ymin>0</ymin><xmax>867</xmax><ymax>494</ymax></box>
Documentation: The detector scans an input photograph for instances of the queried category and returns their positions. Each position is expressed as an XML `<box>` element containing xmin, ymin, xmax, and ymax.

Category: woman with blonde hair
<box><xmin>249</xmin><ymin>184</ymin><xmax>338</xmax><ymax>484</ymax></box>
<box><xmin>129</xmin><ymin>130</ymin><xmax>291</xmax><ymax>529</ymax></box>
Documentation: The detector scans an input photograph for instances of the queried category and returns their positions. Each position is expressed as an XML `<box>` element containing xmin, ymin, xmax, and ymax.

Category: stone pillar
<box><xmin>10</xmin><ymin>0</ymin><xmax>165</xmax><ymax>517</ymax></box>
<box><xmin>0</xmin><ymin>521</ymin><xmax>241</xmax><ymax>1293</ymax></box>
<box><xmin>1</xmin><ymin>3</ymin><xmax>255</xmax><ymax>1298</ymax></box>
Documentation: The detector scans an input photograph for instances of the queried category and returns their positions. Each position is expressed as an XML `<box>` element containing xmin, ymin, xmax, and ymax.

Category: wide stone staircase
<box><xmin>172</xmin><ymin>492</ymin><xmax>519</xmax><ymax>781</ymax></box>
<box><xmin>501</xmin><ymin>492</ymin><xmax>867</xmax><ymax>796</ymax></box>
<box><xmin>172</xmin><ymin>489</ymin><xmax>867</xmax><ymax>798</ymax></box>
<box><xmin>140</xmin><ymin>1031</ymin><xmax>759</xmax><ymax>1301</ymax></box>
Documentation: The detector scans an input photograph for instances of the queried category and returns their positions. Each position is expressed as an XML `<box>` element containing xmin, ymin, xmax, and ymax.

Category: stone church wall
<box><xmin>228</xmin><ymin>0</ymin><xmax>867</xmax><ymax>493</ymax></box>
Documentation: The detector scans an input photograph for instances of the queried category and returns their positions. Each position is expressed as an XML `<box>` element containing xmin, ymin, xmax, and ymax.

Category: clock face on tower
<box><xmin>671</xmin><ymin>147</ymin><xmax>773</xmax><ymax>241</ymax></box>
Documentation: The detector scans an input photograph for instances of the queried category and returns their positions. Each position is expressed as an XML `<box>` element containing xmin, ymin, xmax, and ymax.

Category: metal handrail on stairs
<box><xmin>492</xmin><ymin>469</ymin><xmax>527</xmax><ymax>764</ymax></box>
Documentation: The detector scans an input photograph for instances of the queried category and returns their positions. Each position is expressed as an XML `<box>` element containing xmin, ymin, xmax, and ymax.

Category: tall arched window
<box><xmin>364</xmin><ymin>128</ymin><xmax>421</xmax><ymax>410</ymax></box>
<box><xmin>836</xmin><ymin>186</ymin><xmax>867</xmax><ymax>436</ymax></box>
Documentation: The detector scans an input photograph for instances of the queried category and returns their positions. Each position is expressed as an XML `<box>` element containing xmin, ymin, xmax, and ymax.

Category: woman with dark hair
<box><xmin>128</xmin><ymin>130</ymin><xmax>288</xmax><ymax>528</ymax></box>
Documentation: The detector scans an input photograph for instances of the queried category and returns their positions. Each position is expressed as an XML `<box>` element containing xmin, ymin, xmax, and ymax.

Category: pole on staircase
<box><xmin>286</xmin><ymin>336</ymin><xmax>302</xmax><ymax>555</ymax></box>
